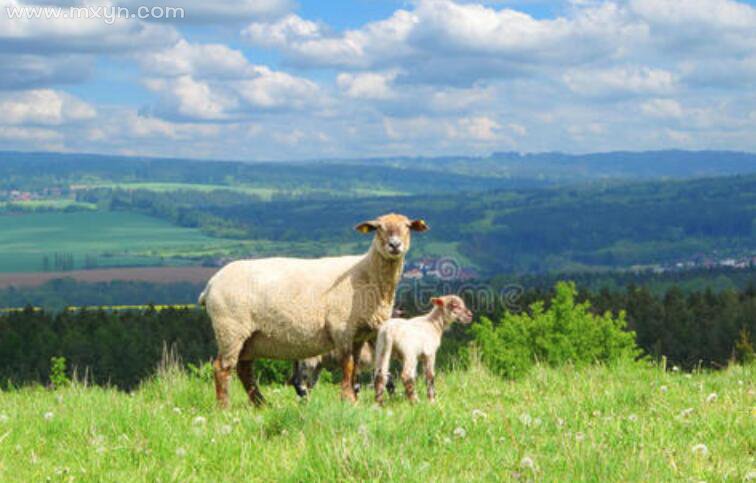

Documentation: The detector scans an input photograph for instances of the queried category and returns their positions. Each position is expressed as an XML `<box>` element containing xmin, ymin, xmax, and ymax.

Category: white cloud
<box><xmin>641</xmin><ymin>98</ymin><xmax>684</xmax><ymax>119</ymax></box>
<box><xmin>141</xmin><ymin>40</ymin><xmax>322</xmax><ymax>120</ymax></box>
<box><xmin>0</xmin><ymin>89</ymin><xmax>95</xmax><ymax>125</ymax></box>
<box><xmin>337</xmin><ymin>71</ymin><xmax>398</xmax><ymax>99</ymax></box>
<box><xmin>563</xmin><ymin>66</ymin><xmax>678</xmax><ymax>97</ymax></box>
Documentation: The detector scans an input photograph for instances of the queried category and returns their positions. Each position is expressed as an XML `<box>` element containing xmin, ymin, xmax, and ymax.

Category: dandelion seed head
<box><xmin>691</xmin><ymin>443</ymin><xmax>708</xmax><ymax>457</ymax></box>
<box><xmin>672</xmin><ymin>365</ymin><xmax>680</xmax><ymax>372</ymax></box>
<box><xmin>705</xmin><ymin>392</ymin><xmax>717</xmax><ymax>403</ymax></box>
<box><xmin>472</xmin><ymin>409</ymin><xmax>487</xmax><ymax>420</ymax></box>
<box><xmin>628</xmin><ymin>414</ymin><xmax>638</xmax><ymax>422</ymax></box>
<box><xmin>192</xmin><ymin>416</ymin><xmax>207</xmax><ymax>426</ymax></box>
<box><xmin>660</xmin><ymin>385</ymin><xmax>669</xmax><ymax>393</ymax></box>
<box><xmin>453</xmin><ymin>427</ymin><xmax>467</xmax><ymax>438</ymax></box>
<box><xmin>679</xmin><ymin>407</ymin><xmax>694</xmax><ymax>418</ymax></box>
<box><xmin>43</xmin><ymin>411</ymin><xmax>54</xmax><ymax>421</ymax></box>
<box><xmin>519</xmin><ymin>413</ymin><xmax>532</xmax><ymax>426</ymax></box>
<box><xmin>520</xmin><ymin>456</ymin><xmax>535</xmax><ymax>470</ymax></box>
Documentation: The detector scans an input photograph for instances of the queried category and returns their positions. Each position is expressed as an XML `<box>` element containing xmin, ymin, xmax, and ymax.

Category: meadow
<box><xmin>0</xmin><ymin>360</ymin><xmax>752</xmax><ymax>482</ymax></box>
<box><xmin>0</xmin><ymin>211</ymin><xmax>238</xmax><ymax>272</ymax></box>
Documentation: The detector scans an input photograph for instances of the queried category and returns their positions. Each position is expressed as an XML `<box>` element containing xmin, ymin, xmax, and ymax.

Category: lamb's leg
<box><xmin>423</xmin><ymin>354</ymin><xmax>436</xmax><ymax>403</ymax></box>
<box><xmin>237</xmin><ymin>359</ymin><xmax>265</xmax><ymax>406</ymax></box>
<box><xmin>373</xmin><ymin>332</ymin><xmax>392</xmax><ymax>405</ymax></box>
<box><xmin>401</xmin><ymin>355</ymin><xmax>418</xmax><ymax>403</ymax></box>
<box><xmin>213</xmin><ymin>357</ymin><xmax>232</xmax><ymax>409</ymax></box>
<box><xmin>340</xmin><ymin>351</ymin><xmax>357</xmax><ymax>403</ymax></box>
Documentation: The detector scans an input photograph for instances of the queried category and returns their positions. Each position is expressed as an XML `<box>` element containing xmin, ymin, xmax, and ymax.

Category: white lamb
<box><xmin>374</xmin><ymin>295</ymin><xmax>473</xmax><ymax>404</ymax></box>
<box><xmin>198</xmin><ymin>213</ymin><xmax>429</xmax><ymax>407</ymax></box>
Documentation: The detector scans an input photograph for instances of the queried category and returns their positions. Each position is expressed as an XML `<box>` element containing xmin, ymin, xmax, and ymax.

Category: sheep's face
<box><xmin>355</xmin><ymin>213</ymin><xmax>429</xmax><ymax>260</ymax></box>
<box><xmin>432</xmin><ymin>295</ymin><xmax>473</xmax><ymax>325</ymax></box>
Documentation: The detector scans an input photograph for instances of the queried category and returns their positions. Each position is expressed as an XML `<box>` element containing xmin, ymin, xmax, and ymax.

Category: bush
<box><xmin>472</xmin><ymin>281</ymin><xmax>640</xmax><ymax>378</ymax></box>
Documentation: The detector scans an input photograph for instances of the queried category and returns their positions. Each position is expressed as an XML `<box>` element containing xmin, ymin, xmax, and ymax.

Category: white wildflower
<box><xmin>556</xmin><ymin>417</ymin><xmax>565</xmax><ymax>427</ymax></box>
<box><xmin>705</xmin><ymin>392</ymin><xmax>717</xmax><ymax>403</ymax></box>
<box><xmin>453</xmin><ymin>427</ymin><xmax>467</xmax><ymax>439</ymax></box>
<box><xmin>192</xmin><ymin>416</ymin><xmax>207</xmax><ymax>426</ymax></box>
<box><xmin>691</xmin><ymin>443</ymin><xmax>708</xmax><ymax>457</ymax></box>
<box><xmin>744</xmin><ymin>470</ymin><xmax>756</xmax><ymax>481</ymax></box>
<box><xmin>472</xmin><ymin>409</ymin><xmax>488</xmax><ymax>421</ymax></box>
<box><xmin>0</xmin><ymin>413</ymin><xmax>8</xmax><ymax>423</ymax></box>
<box><xmin>672</xmin><ymin>365</ymin><xmax>680</xmax><ymax>372</ymax></box>
<box><xmin>172</xmin><ymin>407</ymin><xmax>181</xmax><ymax>414</ymax></box>
<box><xmin>575</xmin><ymin>432</ymin><xmax>585</xmax><ymax>442</ymax></box>
<box><xmin>443</xmin><ymin>437</ymin><xmax>451</xmax><ymax>445</ymax></box>
<box><xmin>218</xmin><ymin>424</ymin><xmax>232</xmax><ymax>435</ymax></box>
<box><xmin>684</xmin><ymin>374</ymin><xmax>692</xmax><ymax>379</ymax></box>
<box><xmin>660</xmin><ymin>385</ymin><xmax>669</xmax><ymax>393</ymax></box>
<box><xmin>43</xmin><ymin>411</ymin><xmax>54</xmax><ymax>421</ymax></box>
<box><xmin>592</xmin><ymin>410</ymin><xmax>601</xmax><ymax>417</ymax></box>
<box><xmin>627</xmin><ymin>414</ymin><xmax>638</xmax><ymax>422</ymax></box>
<box><xmin>176</xmin><ymin>447</ymin><xmax>187</xmax><ymax>457</ymax></box>
<box><xmin>679</xmin><ymin>407</ymin><xmax>694</xmax><ymax>418</ymax></box>
<box><xmin>520</xmin><ymin>456</ymin><xmax>535</xmax><ymax>470</ymax></box>
<box><xmin>533</xmin><ymin>417</ymin><xmax>542</xmax><ymax>427</ymax></box>
<box><xmin>519</xmin><ymin>413</ymin><xmax>532</xmax><ymax>426</ymax></box>
<box><xmin>233</xmin><ymin>417</ymin><xmax>241</xmax><ymax>425</ymax></box>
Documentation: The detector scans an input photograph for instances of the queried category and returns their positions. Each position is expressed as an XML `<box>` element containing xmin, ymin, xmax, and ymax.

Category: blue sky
<box><xmin>1</xmin><ymin>0</ymin><xmax>755</xmax><ymax>160</ymax></box>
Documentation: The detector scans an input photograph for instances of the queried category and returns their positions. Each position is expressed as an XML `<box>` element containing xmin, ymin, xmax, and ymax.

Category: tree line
<box><xmin>1</xmin><ymin>281</ymin><xmax>753</xmax><ymax>390</ymax></box>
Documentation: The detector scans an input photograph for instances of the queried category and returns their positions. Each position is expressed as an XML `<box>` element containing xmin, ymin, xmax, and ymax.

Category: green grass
<box><xmin>0</xmin><ymin>211</ymin><xmax>239</xmax><ymax>272</ymax></box>
<box><xmin>0</xmin><ymin>361</ymin><xmax>752</xmax><ymax>481</ymax></box>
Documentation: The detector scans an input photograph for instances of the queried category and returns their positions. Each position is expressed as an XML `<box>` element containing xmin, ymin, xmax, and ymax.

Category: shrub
<box><xmin>472</xmin><ymin>281</ymin><xmax>640</xmax><ymax>378</ymax></box>
<box><xmin>49</xmin><ymin>356</ymin><xmax>70</xmax><ymax>388</ymax></box>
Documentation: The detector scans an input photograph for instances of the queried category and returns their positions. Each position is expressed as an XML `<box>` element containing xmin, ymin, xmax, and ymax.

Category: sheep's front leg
<box><xmin>423</xmin><ymin>354</ymin><xmax>436</xmax><ymax>403</ymax></box>
<box><xmin>340</xmin><ymin>352</ymin><xmax>357</xmax><ymax>403</ymax></box>
<box><xmin>401</xmin><ymin>355</ymin><xmax>418</xmax><ymax>403</ymax></box>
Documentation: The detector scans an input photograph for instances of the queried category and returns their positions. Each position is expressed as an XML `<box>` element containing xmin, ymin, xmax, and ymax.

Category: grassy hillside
<box><xmin>0</xmin><ymin>211</ymin><xmax>239</xmax><ymax>272</ymax></box>
<box><xmin>0</xmin><ymin>361</ymin><xmax>752</xmax><ymax>481</ymax></box>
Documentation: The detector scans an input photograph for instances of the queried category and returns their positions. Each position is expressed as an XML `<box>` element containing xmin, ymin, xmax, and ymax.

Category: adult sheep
<box><xmin>199</xmin><ymin>213</ymin><xmax>429</xmax><ymax>407</ymax></box>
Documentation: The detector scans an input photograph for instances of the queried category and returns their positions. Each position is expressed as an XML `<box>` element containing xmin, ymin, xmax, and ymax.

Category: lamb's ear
<box><xmin>409</xmin><ymin>219</ymin><xmax>429</xmax><ymax>232</ymax></box>
<box><xmin>431</xmin><ymin>297</ymin><xmax>444</xmax><ymax>307</ymax></box>
<box><xmin>355</xmin><ymin>220</ymin><xmax>379</xmax><ymax>234</ymax></box>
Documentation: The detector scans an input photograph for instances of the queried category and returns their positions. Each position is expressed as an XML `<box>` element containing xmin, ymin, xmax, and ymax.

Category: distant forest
<box><xmin>1</xmin><ymin>280</ymin><xmax>753</xmax><ymax>389</ymax></box>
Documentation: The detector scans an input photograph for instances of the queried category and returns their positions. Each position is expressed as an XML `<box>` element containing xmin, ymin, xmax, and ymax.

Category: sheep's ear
<box><xmin>409</xmin><ymin>219</ymin><xmax>429</xmax><ymax>232</ymax></box>
<box><xmin>431</xmin><ymin>297</ymin><xmax>444</xmax><ymax>307</ymax></box>
<box><xmin>355</xmin><ymin>220</ymin><xmax>379</xmax><ymax>234</ymax></box>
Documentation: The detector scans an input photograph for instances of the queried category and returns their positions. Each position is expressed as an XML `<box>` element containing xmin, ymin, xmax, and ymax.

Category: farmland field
<box><xmin>0</xmin><ymin>211</ymin><xmax>237</xmax><ymax>273</ymax></box>
<box><xmin>0</xmin><ymin>360</ymin><xmax>752</xmax><ymax>481</ymax></box>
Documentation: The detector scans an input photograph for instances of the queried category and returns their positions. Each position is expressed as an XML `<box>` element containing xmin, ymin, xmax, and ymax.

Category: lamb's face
<box><xmin>433</xmin><ymin>295</ymin><xmax>474</xmax><ymax>325</ymax></box>
<box><xmin>355</xmin><ymin>213</ymin><xmax>429</xmax><ymax>260</ymax></box>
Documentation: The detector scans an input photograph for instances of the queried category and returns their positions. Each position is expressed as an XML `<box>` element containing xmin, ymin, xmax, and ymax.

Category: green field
<box><xmin>0</xmin><ymin>211</ymin><xmax>237</xmax><ymax>272</ymax></box>
<box><xmin>86</xmin><ymin>182</ymin><xmax>406</xmax><ymax>201</ymax></box>
<box><xmin>0</xmin><ymin>361</ymin><xmax>752</xmax><ymax>481</ymax></box>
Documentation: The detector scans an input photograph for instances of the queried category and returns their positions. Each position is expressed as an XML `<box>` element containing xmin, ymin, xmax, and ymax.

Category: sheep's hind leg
<box><xmin>213</xmin><ymin>357</ymin><xmax>232</xmax><ymax>409</ymax></box>
<box><xmin>237</xmin><ymin>360</ymin><xmax>265</xmax><ymax>407</ymax></box>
